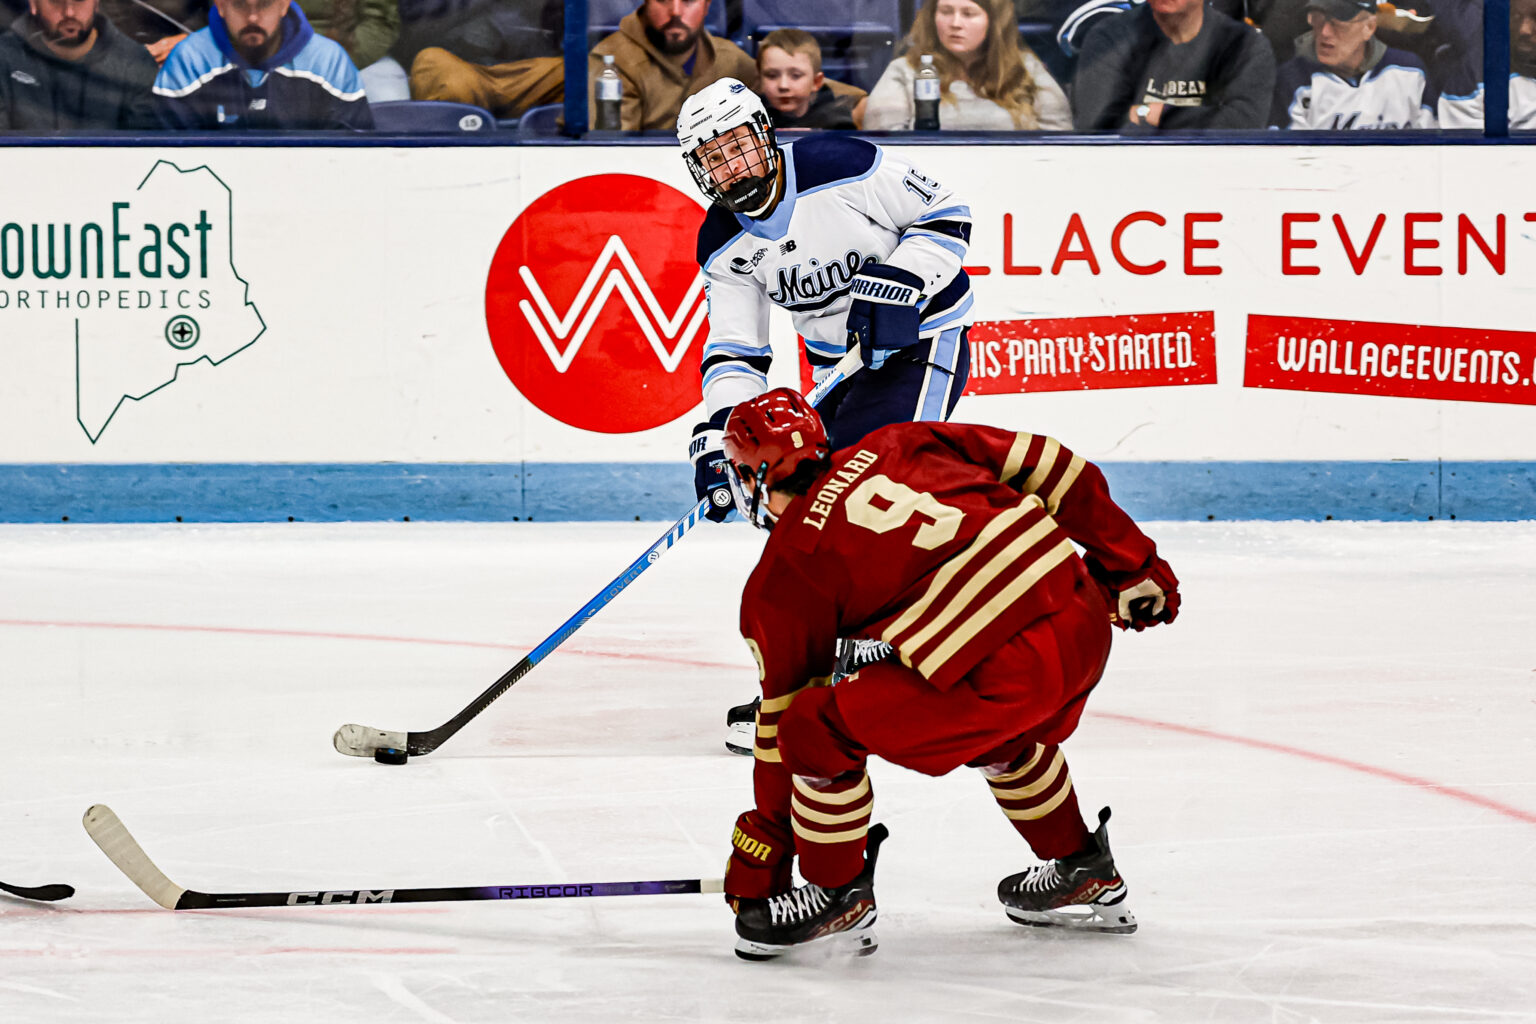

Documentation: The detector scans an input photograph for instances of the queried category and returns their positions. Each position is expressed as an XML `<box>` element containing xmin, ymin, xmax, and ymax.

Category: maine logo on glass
<box><xmin>0</xmin><ymin>160</ymin><xmax>264</xmax><ymax>443</ymax></box>
<box><xmin>484</xmin><ymin>174</ymin><xmax>707</xmax><ymax>434</ymax></box>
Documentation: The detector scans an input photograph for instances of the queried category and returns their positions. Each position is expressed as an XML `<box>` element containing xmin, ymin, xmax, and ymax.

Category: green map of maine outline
<box><xmin>75</xmin><ymin>160</ymin><xmax>266</xmax><ymax>444</ymax></box>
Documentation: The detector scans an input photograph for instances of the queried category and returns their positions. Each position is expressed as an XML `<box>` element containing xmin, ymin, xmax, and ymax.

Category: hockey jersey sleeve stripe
<box><xmin>903</xmin><ymin>232</ymin><xmax>968</xmax><ymax>260</ymax></box>
<box><xmin>915</xmin><ymin>204</ymin><xmax>972</xmax><ymax>224</ymax></box>
<box><xmin>898</xmin><ymin>513</ymin><xmax>1062</xmax><ymax>662</ymax></box>
<box><xmin>906</xmin><ymin>219</ymin><xmax>972</xmax><ymax>243</ymax></box>
<box><xmin>803</xmin><ymin>336</ymin><xmax>846</xmax><ymax>359</ymax></box>
<box><xmin>1000</xmin><ymin>432</ymin><xmax>1035</xmax><ymax>486</ymax></box>
<box><xmin>915</xmin><ymin>537</ymin><xmax>1076</xmax><ymax>680</ymax></box>
<box><xmin>1018</xmin><ymin>437</ymin><xmax>1087</xmax><ymax>514</ymax></box>
<box><xmin>882</xmin><ymin>500</ymin><xmax>1050</xmax><ymax>653</ymax></box>
<box><xmin>272</xmin><ymin>65</ymin><xmax>366</xmax><ymax>102</ymax></box>
<box><xmin>1045</xmin><ymin>456</ymin><xmax>1086</xmax><ymax>513</ymax></box>
<box><xmin>153</xmin><ymin>62</ymin><xmax>236</xmax><ymax>97</ymax></box>
<box><xmin>793</xmin><ymin>820</ymin><xmax>871</xmax><ymax>844</ymax></box>
<box><xmin>760</xmin><ymin>678</ymin><xmax>830</xmax><ymax>715</ymax></box>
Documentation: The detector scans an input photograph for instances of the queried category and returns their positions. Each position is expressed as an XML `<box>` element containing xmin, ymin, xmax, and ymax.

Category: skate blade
<box><xmin>724</xmin><ymin>720</ymin><xmax>755</xmax><ymax>756</ymax></box>
<box><xmin>734</xmin><ymin>928</ymin><xmax>878</xmax><ymax>962</ymax></box>
<box><xmin>1005</xmin><ymin>902</ymin><xmax>1137</xmax><ymax>934</ymax></box>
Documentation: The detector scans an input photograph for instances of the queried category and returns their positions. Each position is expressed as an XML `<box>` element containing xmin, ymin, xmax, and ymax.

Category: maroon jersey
<box><xmin>741</xmin><ymin>422</ymin><xmax>1161</xmax><ymax>773</ymax></box>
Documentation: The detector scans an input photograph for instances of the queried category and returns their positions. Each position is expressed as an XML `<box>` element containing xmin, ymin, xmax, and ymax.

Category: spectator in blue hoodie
<box><xmin>153</xmin><ymin>0</ymin><xmax>371</xmax><ymax>128</ymax></box>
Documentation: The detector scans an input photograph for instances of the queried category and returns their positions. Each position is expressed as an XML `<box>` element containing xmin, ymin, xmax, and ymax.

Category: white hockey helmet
<box><xmin>677</xmin><ymin>78</ymin><xmax>781</xmax><ymax>215</ymax></box>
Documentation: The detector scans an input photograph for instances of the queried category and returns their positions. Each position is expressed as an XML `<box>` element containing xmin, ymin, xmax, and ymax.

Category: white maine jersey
<box><xmin>1437</xmin><ymin>75</ymin><xmax>1536</xmax><ymax>129</ymax></box>
<box><xmin>694</xmin><ymin>135</ymin><xmax>974</xmax><ymax>414</ymax></box>
<box><xmin>1275</xmin><ymin>46</ymin><xmax>1437</xmax><ymax>130</ymax></box>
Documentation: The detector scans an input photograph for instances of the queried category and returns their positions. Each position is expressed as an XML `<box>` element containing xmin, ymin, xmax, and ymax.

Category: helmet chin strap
<box><xmin>747</xmin><ymin>461</ymin><xmax>775</xmax><ymax>530</ymax></box>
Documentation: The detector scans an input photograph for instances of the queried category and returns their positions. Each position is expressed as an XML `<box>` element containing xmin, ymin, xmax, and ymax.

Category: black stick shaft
<box><xmin>175</xmin><ymin>878</ymin><xmax>715</xmax><ymax>909</ymax></box>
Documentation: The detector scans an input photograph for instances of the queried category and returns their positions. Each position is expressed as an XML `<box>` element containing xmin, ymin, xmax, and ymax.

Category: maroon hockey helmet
<box><xmin>722</xmin><ymin>388</ymin><xmax>830</xmax><ymax>528</ymax></box>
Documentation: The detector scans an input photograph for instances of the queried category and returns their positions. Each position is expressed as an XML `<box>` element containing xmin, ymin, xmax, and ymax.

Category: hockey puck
<box><xmin>374</xmin><ymin>747</ymin><xmax>409</xmax><ymax>765</ymax></box>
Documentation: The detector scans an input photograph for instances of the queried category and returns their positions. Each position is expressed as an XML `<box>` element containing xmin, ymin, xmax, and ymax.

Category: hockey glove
<box><xmin>689</xmin><ymin>406</ymin><xmax>735</xmax><ymax>523</ymax></box>
<box><xmin>1086</xmin><ymin>554</ymin><xmax>1181</xmax><ymax>631</ymax></box>
<box><xmin>845</xmin><ymin>262</ymin><xmax>925</xmax><ymax>370</ymax></box>
<box><xmin>724</xmin><ymin>810</ymin><xmax>795</xmax><ymax>908</ymax></box>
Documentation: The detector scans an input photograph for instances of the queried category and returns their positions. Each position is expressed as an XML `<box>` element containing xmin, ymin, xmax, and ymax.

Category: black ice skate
<box><xmin>734</xmin><ymin>823</ymin><xmax>888</xmax><ymax>961</ymax></box>
<box><xmin>833</xmin><ymin>638</ymin><xmax>894</xmax><ymax>682</ymax></box>
<box><xmin>997</xmin><ymin>807</ymin><xmax>1137</xmax><ymax>934</ymax></box>
<box><xmin>725</xmin><ymin>697</ymin><xmax>760</xmax><ymax>756</ymax></box>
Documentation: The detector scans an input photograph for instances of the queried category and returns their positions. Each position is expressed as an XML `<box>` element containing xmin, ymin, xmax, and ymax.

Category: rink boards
<box><xmin>0</xmin><ymin>144</ymin><xmax>1533</xmax><ymax>520</ymax></box>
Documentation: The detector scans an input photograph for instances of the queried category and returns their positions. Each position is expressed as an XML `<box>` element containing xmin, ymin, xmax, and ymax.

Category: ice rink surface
<box><xmin>1</xmin><ymin>519</ymin><xmax>1534</xmax><ymax>1023</ymax></box>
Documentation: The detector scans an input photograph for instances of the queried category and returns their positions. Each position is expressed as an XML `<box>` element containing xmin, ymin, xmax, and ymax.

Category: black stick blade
<box><xmin>0</xmin><ymin>880</ymin><xmax>75</xmax><ymax>902</ymax></box>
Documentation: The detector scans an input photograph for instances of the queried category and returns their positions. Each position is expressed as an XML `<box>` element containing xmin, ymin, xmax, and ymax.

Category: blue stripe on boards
<box><xmin>0</xmin><ymin>462</ymin><xmax>1534</xmax><ymax>522</ymax></box>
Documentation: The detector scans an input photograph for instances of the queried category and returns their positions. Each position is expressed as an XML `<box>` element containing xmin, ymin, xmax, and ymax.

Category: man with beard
<box><xmin>410</xmin><ymin>0</ymin><xmax>756</xmax><ymax>128</ymax></box>
<box><xmin>1439</xmin><ymin>0</ymin><xmax>1536</xmax><ymax>129</ymax></box>
<box><xmin>0</xmin><ymin>0</ymin><xmax>158</xmax><ymax>130</ymax></box>
<box><xmin>152</xmin><ymin>0</ymin><xmax>372</xmax><ymax>128</ymax></box>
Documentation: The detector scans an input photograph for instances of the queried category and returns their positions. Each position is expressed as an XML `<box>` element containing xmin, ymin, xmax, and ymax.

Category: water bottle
<box><xmin>596</xmin><ymin>54</ymin><xmax>622</xmax><ymax>130</ymax></box>
<box><xmin>914</xmin><ymin>54</ymin><xmax>940</xmax><ymax>131</ymax></box>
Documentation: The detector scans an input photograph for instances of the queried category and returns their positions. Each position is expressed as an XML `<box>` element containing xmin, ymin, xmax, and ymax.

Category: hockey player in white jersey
<box><xmin>677</xmin><ymin>78</ymin><xmax>976</xmax><ymax>753</ymax></box>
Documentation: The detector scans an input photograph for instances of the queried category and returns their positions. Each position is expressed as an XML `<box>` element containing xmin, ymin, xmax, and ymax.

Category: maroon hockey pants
<box><xmin>777</xmin><ymin>571</ymin><xmax>1113</xmax><ymax>884</ymax></box>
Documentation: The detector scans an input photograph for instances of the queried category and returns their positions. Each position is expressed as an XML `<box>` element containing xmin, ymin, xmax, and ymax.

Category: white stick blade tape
<box><xmin>700</xmin><ymin>878</ymin><xmax>725</xmax><ymax>894</ymax></box>
<box><xmin>333</xmin><ymin>724</ymin><xmax>409</xmax><ymax>757</ymax></box>
<box><xmin>82</xmin><ymin>805</ymin><xmax>187</xmax><ymax>910</ymax></box>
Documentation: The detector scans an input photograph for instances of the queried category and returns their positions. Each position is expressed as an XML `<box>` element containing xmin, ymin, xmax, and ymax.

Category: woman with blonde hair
<box><xmin>865</xmin><ymin>0</ymin><xmax>1071</xmax><ymax>130</ymax></box>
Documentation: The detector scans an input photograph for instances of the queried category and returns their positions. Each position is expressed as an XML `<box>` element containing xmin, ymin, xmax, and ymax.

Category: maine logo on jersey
<box><xmin>484</xmin><ymin>174</ymin><xmax>708</xmax><ymax>434</ymax></box>
<box><xmin>0</xmin><ymin>160</ymin><xmax>264</xmax><ymax>443</ymax></box>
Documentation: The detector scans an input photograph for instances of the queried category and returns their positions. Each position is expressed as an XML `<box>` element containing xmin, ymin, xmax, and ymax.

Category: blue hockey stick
<box><xmin>333</xmin><ymin>349</ymin><xmax>864</xmax><ymax>761</ymax></box>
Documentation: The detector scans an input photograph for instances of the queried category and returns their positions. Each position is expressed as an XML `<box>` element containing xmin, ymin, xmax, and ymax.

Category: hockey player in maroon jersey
<box><xmin>717</xmin><ymin>388</ymin><xmax>1180</xmax><ymax>961</ymax></box>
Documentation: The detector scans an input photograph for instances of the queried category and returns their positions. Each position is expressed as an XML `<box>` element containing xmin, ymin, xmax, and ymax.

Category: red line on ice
<box><xmin>0</xmin><ymin>618</ymin><xmax>741</xmax><ymax>670</ymax></box>
<box><xmin>1091</xmin><ymin>710</ymin><xmax>1536</xmax><ymax>825</ymax></box>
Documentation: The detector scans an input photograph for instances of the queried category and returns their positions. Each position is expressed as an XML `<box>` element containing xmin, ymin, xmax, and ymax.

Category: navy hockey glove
<box><xmin>845</xmin><ymin>262</ymin><xmax>925</xmax><ymax>370</ymax></box>
<box><xmin>689</xmin><ymin>406</ymin><xmax>736</xmax><ymax>523</ymax></box>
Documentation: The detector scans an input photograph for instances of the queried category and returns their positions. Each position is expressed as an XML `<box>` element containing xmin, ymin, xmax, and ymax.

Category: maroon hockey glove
<box><xmin>1087</xmin><ymin>555</ymin><xmax>1180</xmax><ymax>631</ymax></box>
<box><xmin>724</xmin><ymin>811</ymin><xmax>794</xmax><ymax>909</ymax></box>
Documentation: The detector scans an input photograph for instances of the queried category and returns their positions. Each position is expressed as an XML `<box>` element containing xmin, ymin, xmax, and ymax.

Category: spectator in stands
<box><xmin>1271</xmin><ymin>0</ymin><xmax>1435</xmax><ymax>128</ymax></box>
<box><xmin>0</xmin><ymin>0</ymin><xmax>159</xmax><ymax>129</ymax></box>
<box><xmin>411</xmin><ymin>0</ymin><xmax>756</xmax><ymax>127</ymax></box>
<box><xmin>1071</xmin><ymin>0</ymin><xmax>1274</xmax><ymax>129</ymax></box>
<box><xmin>99</xmin><ymin>0</ymin><xmax>206</xmax><ymax>66</ymax></box>
<box><xmin>153</xmin><ymin>0</ymin><xmax>372</xmax><ymax>128</ymax></box>
<box><xmin>393</xmin><ymin>0</ymin><xmax>559</xmax><ymax>78</ymax></box>
<box><xmin>1437</xmin><ymin>0</ymin><xmax>1536</xmax><ymax>129</ymax></box>
<box><xmin>757</xmin><ymin>27</ymin><xmax>864</xmax><ymax>128</ymax></box>
<box><xmin>866</xmin><ymin>0</ymin><xmax>1071</xmax><ymax>130</ymax></box>
<box><xmin>299</xmin><ymin>0</ymin><xmax>402</xmax><ymax>100</ymax></box>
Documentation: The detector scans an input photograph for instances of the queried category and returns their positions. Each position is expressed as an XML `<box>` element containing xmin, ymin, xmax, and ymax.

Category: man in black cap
<box><xmin>1271</xmin><ymin>0</ymin><xmax>1437</xmax><ymax>128</ymax></box>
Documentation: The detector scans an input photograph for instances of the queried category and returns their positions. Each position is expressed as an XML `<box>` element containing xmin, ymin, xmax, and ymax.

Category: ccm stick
<box><xmin>333</xmin><ymin>348</ymin><xmax>866</xmax><ymax>763</ymax></box>
<box><xmin>83</xmin><ymin>805</ymin><xmax>722</xmax><ymax>909</ymax></box>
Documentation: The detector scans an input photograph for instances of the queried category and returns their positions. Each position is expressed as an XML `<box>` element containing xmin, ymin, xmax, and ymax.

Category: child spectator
<box><xmin>865</xmin><ymin>0</ymin><xmax>1071</xmax><ymax>130</ymax></box>
<box><xmin>756</xmin><ymin>28</ymin><xmax>864</xmax><ymax>129</ymax></box>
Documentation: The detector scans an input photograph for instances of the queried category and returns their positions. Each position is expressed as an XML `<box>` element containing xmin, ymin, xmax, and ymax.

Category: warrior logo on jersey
<box><xmin>768</xmin><ymin>249</ymin><xmax>869</xmax><ymax>308</ymax></box>
<box><xmin>485</xmin><ymin>174</ymin><xmax>708</xmax><ymax>434</ymax></box>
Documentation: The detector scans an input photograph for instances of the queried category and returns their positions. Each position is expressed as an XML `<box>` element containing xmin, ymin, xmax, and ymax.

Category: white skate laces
<box><xmin>768</xmin><ymin>884</ymin><xmax>830</xmax><ymax>926</ymax></box>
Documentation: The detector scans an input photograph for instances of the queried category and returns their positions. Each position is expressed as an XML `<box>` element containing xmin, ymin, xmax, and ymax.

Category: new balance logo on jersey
<box><xmin>768</xmin><ymin>249</ymin><xmax>865</xmax><ymax>306</ymax></box>
<box><xmin>779</xmin><ymin>240</ymin><xmax>797</xmax><ymax>254</ymax></box>
<box><xmin>517</xmin><ymin>234</ymin><xmax>706</xmax><ymax>373</ymax></box>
